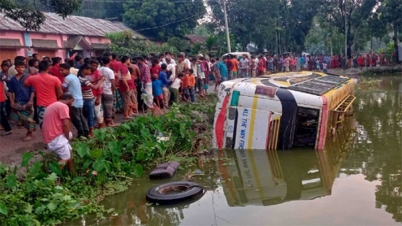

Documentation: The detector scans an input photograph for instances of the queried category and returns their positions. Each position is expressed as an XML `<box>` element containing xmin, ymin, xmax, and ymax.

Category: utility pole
<box><xmin>344</xmin><ymin>1</ymin><xmax>348</xmax><ymax>59</ymax></box>
<box><xmin>223</xmin><ymin>0</ymin><xmax>231</xmax><ymax>53</ymax></box>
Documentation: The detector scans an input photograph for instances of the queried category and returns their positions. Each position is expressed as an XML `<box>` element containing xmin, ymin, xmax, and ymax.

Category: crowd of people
<box><xmin>240</xmin><ymin>51</ymin><xmax>398</xmax><ymax>76</ymax></box>
<box><xmin>0</xmin><ymin>52</ymin><xmax>228</xmax><ymax>171</ymax></box>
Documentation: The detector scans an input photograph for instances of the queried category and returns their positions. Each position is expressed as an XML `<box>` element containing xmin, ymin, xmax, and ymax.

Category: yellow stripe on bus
<box><xmin>247</xmin><ymin>78</ymin><xmax>265</xmax><ymax>199</ymax></box>
<box><xmin>247</xmin><ymin>78</ymin><xmax>259</xmax><ymax>149</ymax></box>
<box><xmin>248</xmin><ymin>150</ymin><xmax>265</xmax><ymax>199</ymax></box>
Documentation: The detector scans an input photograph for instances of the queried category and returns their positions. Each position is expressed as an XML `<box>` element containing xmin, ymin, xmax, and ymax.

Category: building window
<box><xmin>98</xmin><ymin>38</ymin><xmax>102</xmax><ymax>42</ymax></box>
<box><xmin>42</xmin><ymin>34</ymin><xmax>47</xmax><ymax>38</ymax></box>
<box><xmin>0</xmin><ymin>31</ymin><xmax>6</xmax><ymax>36</ymax></box>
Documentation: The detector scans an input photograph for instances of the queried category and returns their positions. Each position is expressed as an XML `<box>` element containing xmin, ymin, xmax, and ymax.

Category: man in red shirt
<box><xmin>109</xmin><ymin>53</ymin><xmax>121</xmax><ymax>73</ymax></box>
<box><xmin>118</xmin><ymin>56</ymin><xmax>134</xmax><ymax>119</ymax></box>
<box><xmin>89</xmin><ymin>60</ymin><xmax>104</xmax><ymax>126</ymax></box>
<box><xmin>49</xmin><ymin>57</ymin><xmax>64</xmax><ymax>83</ymax></box>
<box><xmin>150</xmin><ymin>58</ymin><xmax>161</xmax><ymax>76</ymax></box>
<box><xmin>42</xmin><ymin>93</ymin><xmax>75</xmax><ymax>173</ymax></box>
<box><xmin>109</xmin><ymin>53</ymin><xmax>123</xmax><ymax>113</ymax></box>
<box><xmin>258</xmin><ymin>55</ymin><xmax>265</xmax><ymax>76</ymax></box>
<box><xmin>25</xmin><ymin>60</ymin><xmax>63</xmax><ymax>128</ymax></box>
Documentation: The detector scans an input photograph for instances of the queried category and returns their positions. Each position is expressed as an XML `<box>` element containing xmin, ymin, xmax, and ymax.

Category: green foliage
<box><xmin>0</xmin><ymin>0</ymin><xmax>82</xmax><ymax>30</ymax></box>
<box><xmin>205</xmin><ymin>35</ymin><xmax>218</xmax><ymax>56</ymax></box>
<box><xmin>371</xmin><ymin>0</ymin><xmax>402</xmax><ymax>62</ymax></box>
<box><xmin>193</xmin><ymin>25</ymin><xmax>213</xmax><ymax>37</ymax></box>
<box><xmin>305</xmin><ymin>17</ymin><xmax>345</xmax><ymax>55</ymax></box>
<box><xmin>122</xmin><ymin>0</ymin><xmax>206</xmax><ymax>41</ymax></box>
<box><xmin>209</xmin><ymin>0</ymin><xmax>319</xmax><ymax>54</ymax></box>
<box><xmin>317</xmin><ymin>0</ymin><xmax>378</xmax><ymax>57</ymax></box>
<box><xmin>0</xmin><ymin>96</ymin><xmax>217</xmax><ymax>225</ymax></box>
<box><xmin>166</xmin><ymin>37</ymin><xmax>192</xmax><ymax>53</ymax></box>
<box><xmin>105</xmin><ymin>31</ymin><xmax>178</xmax><ymax>56</ymax></box>
<box><xmin>76</xmin><ymin>0</ymin><xmax>124</xmax><ymax>20</ymax></box>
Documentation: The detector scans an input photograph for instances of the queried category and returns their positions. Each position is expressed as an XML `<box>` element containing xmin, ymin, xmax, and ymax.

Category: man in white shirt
<box><xmin>180</xmin><ymin>52</ymin><xmax>192</xmax><ymax>69</ymax></box>
<box><xmin>98</xmin><ymin>56</ymin><xmax>115</xmax><ymax>126</ymax></box>
<box><xmin>239</xmin><ymin>55</ymin><xmax>250</xmax><ymax>78</ymax></box>
<box><xmin>67</xmin><ymin>60</ymin><xmax>78</xmax><ymax>75</ymax></box>
<box><xmin>166</xmin><ymin>58</ymin><xmax>176</xmax><ymax>81</ymax></box>
<box><xmin>162</xmin><ymin>52</ymin><xmax>176</xmax><ymax>66</ymax></box>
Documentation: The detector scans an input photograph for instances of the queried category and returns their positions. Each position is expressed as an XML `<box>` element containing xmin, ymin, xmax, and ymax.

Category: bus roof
<box><xmin>226</xmin><ymin>71</ymin><xmax>352</xmax><ymax>96</ymax></box>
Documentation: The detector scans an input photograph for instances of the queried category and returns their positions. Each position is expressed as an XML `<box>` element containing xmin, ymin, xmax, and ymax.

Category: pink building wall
<box><xmin>29</xmin><ymin>32</ymin><xmax>66</xmax><ymax>58</ymax></box>
<box><xmin>1</xmin><ymin>30</ymin><xmax>113</xmax><ymax>59</ymax></box>
<box><xmin>0</xmin><ymin>31</ymin><xmax>26</xmax><ymax>56</ymax></box>
<box><xmin>84</xmin><ymin>36</ymin><xmax>111</xmax><ymax>44</ymax></box>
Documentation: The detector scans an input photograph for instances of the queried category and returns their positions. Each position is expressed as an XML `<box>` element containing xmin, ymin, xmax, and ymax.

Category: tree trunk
<box><xmin>393</xmin><ymin>23</ymin><xmax>400</xmax><ymax>64</ymax></box>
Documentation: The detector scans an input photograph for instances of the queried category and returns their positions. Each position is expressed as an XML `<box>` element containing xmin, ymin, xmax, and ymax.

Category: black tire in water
<box><xmin>146</xmin><ymin>181</ymin><xmax>205</xmax><ymax>205</ymax></box>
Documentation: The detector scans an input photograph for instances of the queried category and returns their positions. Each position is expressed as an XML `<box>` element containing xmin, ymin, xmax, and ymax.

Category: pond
<box><xmin>66</xmin><ymin>75</ymin><xmax>402</xmax><ymax>226</ymax></box>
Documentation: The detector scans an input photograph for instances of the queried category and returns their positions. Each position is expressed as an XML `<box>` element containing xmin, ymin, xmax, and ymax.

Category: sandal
<box><xmin>1</xmin><ymin>130</ymin><xmax>12</xmax><ymax>136</ymax></box>
<box><xmin>22</xmin><ymin>136</ymin><xmax>33</xmax><ymax>141</ymax></box>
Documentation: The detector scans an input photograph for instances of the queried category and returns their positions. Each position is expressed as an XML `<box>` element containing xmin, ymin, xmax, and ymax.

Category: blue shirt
<box><xmin>217</xmin><ymin>61</ymin><xmax>229</xmax><ymax>78</ymax></box>
<box><xmin>63</xmin><ymin>74</ymin><xmax>84</xmax><ymax>108</ymax></box>
<box><xmin>159</xmin><ymin>71</ymin><xmax>170</xmax><ymax>87</ymax></box>
<box><xmin>152</xmin><ymin>80</ymin><xmax>163</xmax><ymax>96</ymax></box>
<box><xmin>7</xmin><ymin>74</ymin><xmax>34</xmax><ymax>105</ymax></box>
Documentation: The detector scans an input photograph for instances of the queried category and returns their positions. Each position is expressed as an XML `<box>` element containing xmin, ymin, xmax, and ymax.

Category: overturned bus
<box><xmin>213</xmin><ymin>71</ymin><xmax>355</xmax><ymax>150</ymax></box>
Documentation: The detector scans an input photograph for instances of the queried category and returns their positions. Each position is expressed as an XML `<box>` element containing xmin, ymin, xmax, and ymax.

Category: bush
<box><xmin>105</xmin><ymin>31</ymin><xmax>178</xmax><ymax>56</ymax></box>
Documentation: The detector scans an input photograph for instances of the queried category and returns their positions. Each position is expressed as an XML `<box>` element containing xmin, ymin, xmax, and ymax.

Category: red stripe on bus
<box><xmin>215</xmin><ymin>95</ymin><xmax>230</xmax><ymax>149</ymax></box>
<box><xmin>318</xmin><ymin>96</ymin><xmax>328</xmax><ymax>150</ymax></box>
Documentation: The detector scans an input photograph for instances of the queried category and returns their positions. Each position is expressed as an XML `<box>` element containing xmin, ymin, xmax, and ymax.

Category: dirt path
<box><xmin>0</xmin><ymin>113</ymin><xmax>130</xmax><ymax>168</ymax></box>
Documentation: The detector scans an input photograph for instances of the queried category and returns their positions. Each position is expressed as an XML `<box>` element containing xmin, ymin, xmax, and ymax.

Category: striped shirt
<box><xmin>79</xmin><ymin>76</ymin><xmax>94</xmax><ymax>99</ymax></box>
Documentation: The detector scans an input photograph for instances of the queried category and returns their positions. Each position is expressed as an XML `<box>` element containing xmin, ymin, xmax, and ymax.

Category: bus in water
<box><xmin>213</xmin><ymin>71</ymin><xmax>355</xmax><ymax>150</ymax></box>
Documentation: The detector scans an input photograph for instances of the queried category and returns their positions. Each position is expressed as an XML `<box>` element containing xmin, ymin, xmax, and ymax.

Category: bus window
<box><xmin>293</xmin><ymin>108</ymin><xmax>320</xmax><ymax>148</ymax></box>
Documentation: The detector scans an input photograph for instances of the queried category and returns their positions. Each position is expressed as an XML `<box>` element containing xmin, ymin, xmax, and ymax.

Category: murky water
<box><xmin>67</xmin><ymin>75</ymin><xmax>402</xmax><ymax>226</ymax></box>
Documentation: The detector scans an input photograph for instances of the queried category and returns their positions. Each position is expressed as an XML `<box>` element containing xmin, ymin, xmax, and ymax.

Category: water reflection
<box><xmin>345</xmin><ymin>76</ymin><xmax>402</xmax><ymax>223</ymax></box>
<box><xmin>215</xmin><ymin>137</ymin><xmax>353</xmax><ymax>207</ymax></box>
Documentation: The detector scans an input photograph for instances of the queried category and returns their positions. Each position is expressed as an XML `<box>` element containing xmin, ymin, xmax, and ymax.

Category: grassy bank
<box><xmin>361</xmin><ymin>65</ymin><xmax>402</xmax><ymax>76</ymax></box>
<box><xmin>0</xmin><ymin>95</ymin><xmax>216</xmax><ymax>225</ymax></box>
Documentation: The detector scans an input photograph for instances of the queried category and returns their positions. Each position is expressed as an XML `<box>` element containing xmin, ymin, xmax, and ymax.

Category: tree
<box><xmin>373</xmin><ymin>0</ymin><xmax>402</xmax><ymax>63</ymax></box>
<box><xmin>0</xmin><ymin>0</ymin><xmax>82</xmax><ymax>30</ymax></box>
<box><xmin>204</xmin><ymin>35</ymin><xmax>218</xmax><ymax>57</ymax></box>
<box><xmin>76</xmin><ymin>0</ymin><xmax>125</xmax><ymax>20</ymax></box>
<box><xmin>192</xmin><ymin>25</ymin><xmax>213</xmax><ymax>37</ymax></box>
<box><xmin>208</xmin><ymin>0</ymin><xmax>319</xmax><ymax>55</ymax></box>
<box><xmin>105</xmin><ymin>31</ymin><xmax>178</xmax><ymax>56</ymax></box>
<box><xmin>166</xmin><ymin>37</ymin><xmax>191</xmax><ymax>53</ymax></box>
<box><xmin>317</xmin><ymin>0</ymin><xmax>378</xmax><ymax>58</ymax></box>
<box><xmin>208</xmin><ymin>0</ymin><xmax>278</xmax><ymax>53</ymax></box>
<box><xmin>123</xmin><ymin>0</ymin><xmax>206</xmax><ymax>41</ymax></box>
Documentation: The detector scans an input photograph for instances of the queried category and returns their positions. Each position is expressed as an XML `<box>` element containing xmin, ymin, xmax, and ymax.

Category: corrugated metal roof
<box><xmin>0</xmin><ymin>12</ymin><xmax>146</xmax><ymax>39</ymax></box>
<box><xmin>185</xmin><ymin>35</ymin><xmax>207</xmax><ymax>44</ymax></box>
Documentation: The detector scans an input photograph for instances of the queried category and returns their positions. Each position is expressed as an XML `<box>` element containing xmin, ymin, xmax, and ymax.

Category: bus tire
<box><xmin>146</xmin><ymin>181</ymin><xmax>205</xmax><ymax>205</ymax></box>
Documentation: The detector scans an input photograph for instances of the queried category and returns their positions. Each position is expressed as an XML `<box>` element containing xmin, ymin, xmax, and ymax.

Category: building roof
<box><xmin>185</xmin><ymin>35</ymin><xmax>207</xmax><ymax>44</ymax></box>
<box><xmin>0</xmin><ymin>12</ymin><xmax>146</xmax><ymax>39</ymax></box>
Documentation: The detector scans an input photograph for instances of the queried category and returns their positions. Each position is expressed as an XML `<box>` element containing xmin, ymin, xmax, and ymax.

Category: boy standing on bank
<box><xmin>42</xmin><ymin>93</ymin><xmax>75</xmax><ymax>173</ymax></box>
<box><xmin>8</xmin><ymin>60</ymin><xmax>36</xmax><ymax>141</ymax></box>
